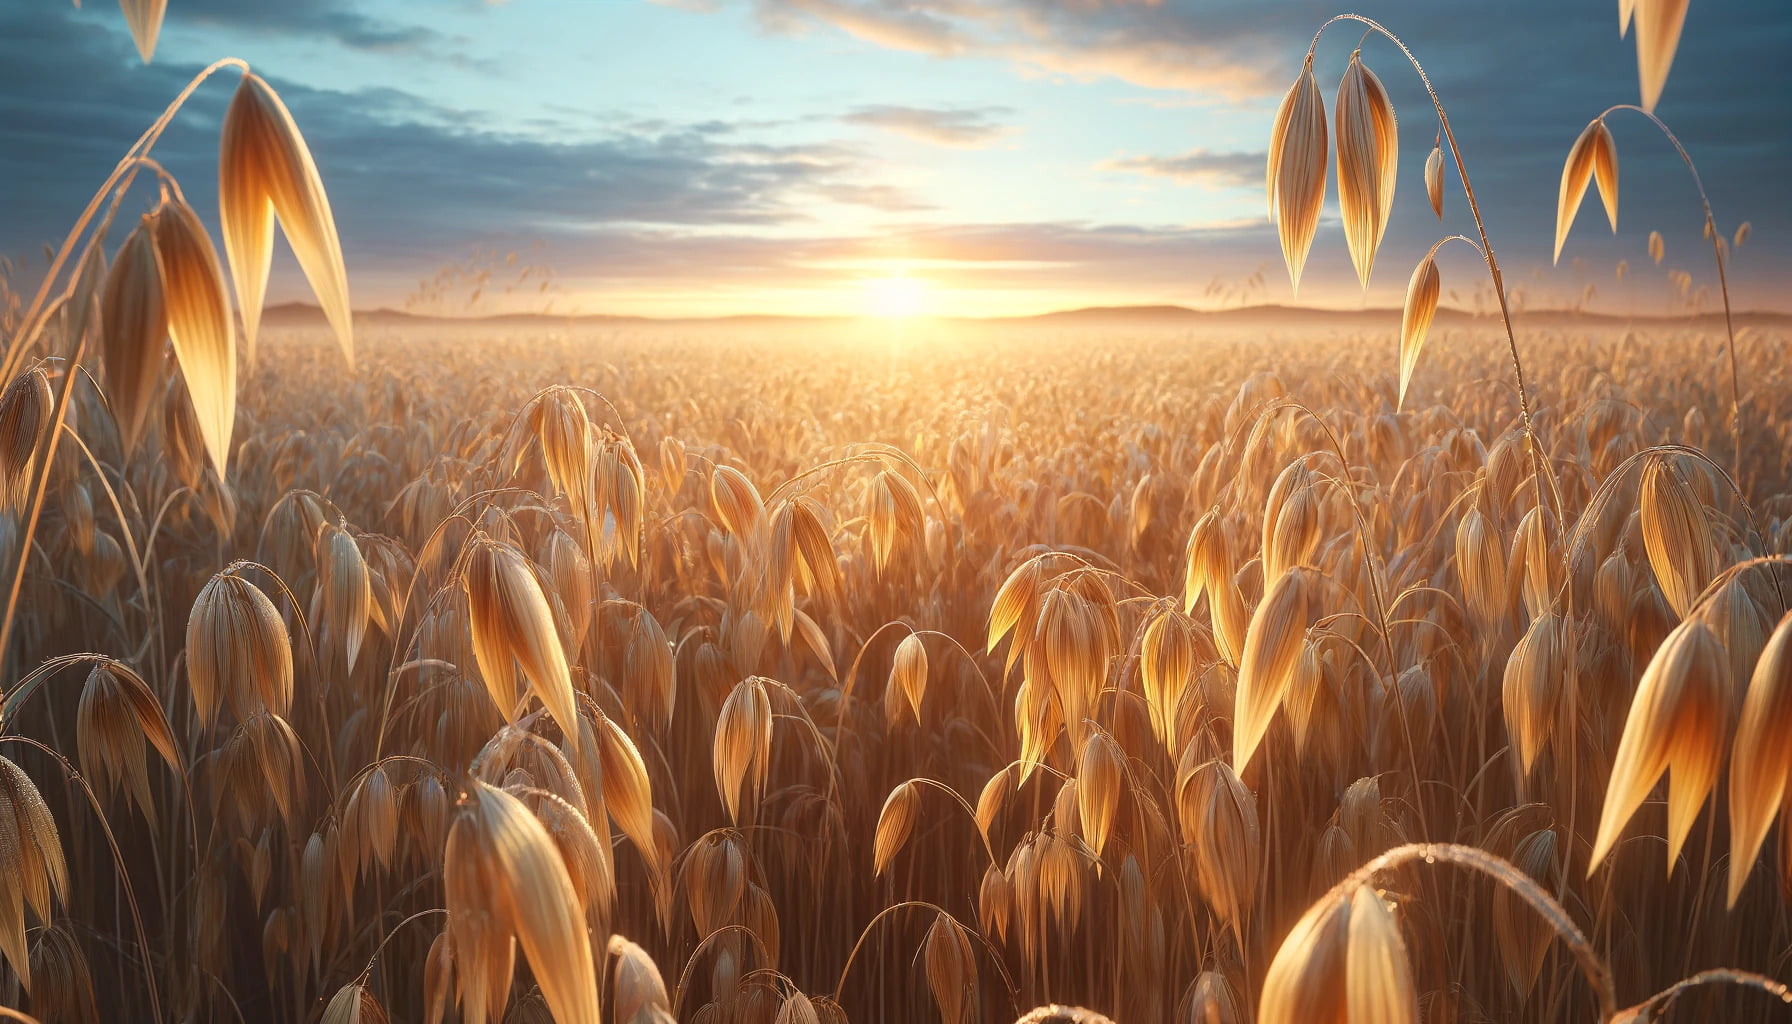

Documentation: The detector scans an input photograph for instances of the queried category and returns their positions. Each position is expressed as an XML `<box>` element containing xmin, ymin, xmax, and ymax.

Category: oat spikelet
<box><xmin>1554</xmin><ymin>118</ymin><xmax>1619</xmax><ymax>263</ymax></box>
<box><xmin>1258</xmin><ymin>888</ymin><xmax>1347</xmax><ymax>1024</ymax></box>
<box><xmin>923</xmin><ymin>911</ymin><xmax>977</xmax><ymax>1024</ymax></box>
<box><xmin>1493</xmin><ymin>829</ymin><xmax>1559</xmax><ymax>997</ymax></box>
<box><xmin>873</xmin><ymin>780</ymin><xmax>920</xmax><ymax>876</ymax></box>
<box><xmin>1184</xmin><ymin>970</ymin><xmax>1241</xmax><ymax>1024</ymax></box>
<box><xmin>219</xmin><ymin>72</ymin><xmax>353</xmax><ymax>366</ymax></box>
<box><xmin>593</xmin><ymin>710</ymin><xmax>662</xmax><ymax>881</ymax></box>
<box><xmin>99</xmin><ymin>218</ymin><xmax>168</xmax><ymax>457</ymax></box>
<box><xmin>1649</xmin><ymin>229</ymin><xmax>1665</xmax><ymax>264</ymax></box>
<box><xmin>319</xmin><ymin>523</ymin><xmax>372</xmax><ymax>672</ymax></box>
<box><xmin>1267</xmin><ymin>58</ymin><xmax>1328</xmax><ymax>292</ymax></box>
<box><xmin>1141</xmin><ymin>608</ymin><xmax>1193</xmax><ymax>747</ymax></box>
<box><xmin>609</xmin><ymin>935</ymin><xmax>674</xmax><ymax>1023</ymax></box>
<box><xmin>76</xmin><ymin>660</ymin><xmax>180</xmax><ymax>828</ymax></box>
<box><xmin>27</xmin><ymin>923</ymin><xmax>98</xmax><ymax>1024</ymax></box>
<box><xmin>1632</xmin><ymin>0</ymin><xmax>1690</xmax><ymax>111</ymax></box>
<box><xmin>151</xmin><ymin>198</ymin><xmax>237</xmax><ymax>475</ymax></box>
<box><xmin>1334</xmin><ymin>52</ymin><xmax>1398</xmax><ymax>288</ymax></box>
<box><xmin>989</xmin><ymin>556</ymin><xmax>1043</xmax><ymax>655</ymax></box>
<box><xmin>1639</xmin><ymin>456</ymin><xmax>1715</xmax><ymax>618</ymax></box>
<box><xmin>116</xmin><ymin>0</ymin><xmax>168</xmax><ymax>61</ymax></box>
<box><xmin>709</xmin><ymin>465</ymin><xmax>764</xmax><ymax>539</ymax></box>
<box><xmin>1398</xmin><ymin>255</ymin><xmax>1440</xmax><ymax>411</ymax></box>
<box><xmin>1423</xmin><ymin>144</ymin><xmax>1444</xmax><ymax>219</ymax></box>
<box><xmin>321</xmin><ymin>981</ymin><xmax>388</xmax><ymax>1024</ymax></box>
<box><xmin>463</xmin><ymin>537</ymin><xmax>577</xmax><ymax>745</ymax></box>
<box><xmin>1234</xmin><ymin>567</ymin><xmax>1314</xmax><ymax>773</ymax></box>
<box><xmin>1589</xmin><ymin>617</ymin><xmax>1727</xmax><ymax>874</ymax></box>
<box><xmin>1503</xmin><ymin>611</ymin><xmax>1566</xmax><ymax>778</ymax></box>
<box><xmin>1728</xmin><ymin>609</ymin><xmax>1792</xmax><ymax>906</ymax></box>
<box><xmin>447</xmin><ymin>780</ymin><xmax>600</xmax><ymax>1024</ymax></box>
<box><xmin>0</xmin><ymin>370</ymin><xmax>51</xmax><ymax>513</ymax></box>
<box><xmin>1077</xmin><ymin>730</ymin><xmax>1124</xmax><ymax>861</ymax></box>
<box><xmin>1344</xmin><ymin>885</ymin><xmax>1418</xmax><ymax>1024</ymax></box>
<box><xmin>713</xmin><ymin>676</ymin><xmax>773</xmax><ymax>823</ymax></box>
<box><xmin>869</xmin><ymin>469</ymin><xmax>925</xmax><ymax>573</ymax></box>
<box><xmin>890</xmin><ymin>632</ymin><xmax>929</xmax><ymax>722</ymax></box>
<box><xmin>1179</xmin><ymin>759</ymin><xmax>1260</xmax><ymax>937</ymax></box>
<box><xmin>187</xmin><ymin>572</ymin><xmax>293</xmax><ymax>727</ymax></box>
<box><xmin>0</xmin><ymin>757</ymin><xmax>68</xmax><ymax>989</ymax></box>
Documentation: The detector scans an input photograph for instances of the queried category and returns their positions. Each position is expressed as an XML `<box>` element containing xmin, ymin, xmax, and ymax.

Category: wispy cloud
<box><xmin>842</xmin><ymin>105</ymin><xmax>1015</xmax><ymax>147</ymax></box>
<box><xmin>1102</xmin><ymin>148</ymin><xmax>1263</xmax><ymax>187</ymax></box>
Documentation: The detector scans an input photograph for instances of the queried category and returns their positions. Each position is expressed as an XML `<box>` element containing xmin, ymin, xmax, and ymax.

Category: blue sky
<box><xmin>0</xmin><ymin>0</ymin><xmax>1786</xmax><ymax>316</ymax></box>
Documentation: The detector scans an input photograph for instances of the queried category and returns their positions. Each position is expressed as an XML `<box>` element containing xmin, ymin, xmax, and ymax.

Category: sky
<box><xmin>0</xmin><ymin>0</ymin><xmax>1787</xmax><ymax>318</ymax></box>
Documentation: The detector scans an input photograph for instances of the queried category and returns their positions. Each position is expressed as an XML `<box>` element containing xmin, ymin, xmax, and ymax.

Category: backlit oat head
<box><xmin>1424</xmin><ymin>144</ymin><xmax>1444</xmax><ymax>219</ymax></box>
<box><xmin>1333</xmin><ymin>52</ymin><xmax>1398</xmax><ymax>288</ymax></box>
<box><xmin>219</xmin><ymin>72</ymin><xmax>353</xmax><ymax>367</ymax></box>
<box><xmin>1638</xmin><ymin>455</ymin><xmax>1716</xmax><ymax>618</ymax></box>
<box><xmin>713</xmin><ymin>676</ymin><xmax>772</xmax><ymax>824</ymax></box>
<box><xmin>1589</xmin><ymin>617</ymin><xmax>1727</xmax><ymax>874</ymax></box>
<box><xmin>1631</xmin><ymin>0</ymin><xmax>1690</xmax><ymax>111</ymax></box>
<box><xmin>1398</xmin><ymin>255</ymin><xmax>1440</xmax><ymax>410</ymax></box>
<box><xmin>873</xmin><ymin>779</ymin><xmax>920</xmax><ymax>876</ymax></box>
<box><xmin>1267</xmin><ymin>57</ymin><xmax>1328</xmax><ymax>292</ymax></box>
<box><xmin>117</xmin><ymin>0</ymin><xmax>168</xmax><ymax>62</ymax></box>
<box><xmin>1728</xmin><ymin>609</ymin><xmax>1792</xmax><ymax>906</ymax></box>
<box><xmin>446</xmin><ymin>780</ymin><xmax>599</xmax><ymax>1024</ymax></box>
<box><xmin>1554</xmin><ymin>118</ymin><xmax>1620</xmax><ymax>263</ymax></box>
<box><xmin>890</xmin><ymin>631</ymin><xmax>929</xmax><ymax>722</ymax></box>
<box><xmin>923</xmin><ymin>911</ymin><xmax>977</xmax><ymax>1024</ymax></box>
<box><xmin>150</xmin><ymin>198</ymin><xmax>237</xmax><ymax>476</ymax></box>
<box><xmin>463</xmin><ymin>536</ymin><xmax>578</xmax><ymax>746</ymax></box>
<box><xmin>1234</xmin><ymin>566</ymin><xmax>1315</xmax><ymax>773</ymax></box>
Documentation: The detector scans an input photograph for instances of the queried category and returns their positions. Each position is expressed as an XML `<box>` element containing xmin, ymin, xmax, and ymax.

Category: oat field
<box><xmin>3</xmin><ymin>2</ymin><xmax>1791</xmax><ymax>1023</ymax></box>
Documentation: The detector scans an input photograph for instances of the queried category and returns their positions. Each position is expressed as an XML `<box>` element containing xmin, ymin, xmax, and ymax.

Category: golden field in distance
<box><xmin>5</xmin><ymin>311</ymin><xmax>1792</xmax><ymax>1021</ymax></box>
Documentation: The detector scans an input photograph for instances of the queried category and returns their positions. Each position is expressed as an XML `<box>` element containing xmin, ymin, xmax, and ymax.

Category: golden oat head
<box><xmin>1728</xmin><ymin>609</ymin><xmax>1792</xmax><ymax>906</ymax></box>
<box><xmin>1626</xmin><ymin>0</ymin><xmax>1691</xmax><ymax>112</ymax></box>
<box><xmin>1424</xmin><ymin>145</ymin><xmax>1444</xmax><ymax>219</ymax></box>
<box><xmin>117</xmin><ymin>0</ymin><xmax>168</xmax><ymax>62</ymax></box>
<box><xmin>1333</xmin><ymin>52</ymin><xmax>1398</xmax><ymax>289</ymax></box>
<box><xmin>873</xmin><ymin>779</ymin><xmax>920</xmax><ymax>876</ymax></box>
<box><xmin>1259</xmin><ymin>883</ymin><xmax>1417</xmax><ymax>1024</ymax></box>
<box><xmin>219</xmin><ymin>72</ymin><xmax>354</xmax><ymax>368</ymax></box>
<box><xmin>446</xmin><ymin>780</ymin><xmax>600</xmax><ymax>1024</ymax></box>
<box><xmin>463</xmin><ymin>536</ymin><xmax>579</xmax><ymax>749</ymax></box>
<box><xmin>1554</xmin><ymin>118</ymin><xmax>1620</xmax><ymax>264</ymax></box>
<box><xmin>1267</xmin><ymin>57</ymin><xmax>1329</xmax><ymax>292</ymax></box>
<box><xmin>1234</xmin><ymin>566</ymin><xmax>1315</xmax><ymax>774</ymax></box>
<box><xmin>151</xmin><ymin>197</ymin><xmax>238</xmax><ymax>476</ymax></box>
<box><xmin>1397</xmin><ymin>255</ymin><xmax>1440</xmax><ymax>411</ymax></box>
<box><xmin>1589</xmin><ymin>617</ymin><xmax>1728</xmax><ymax>875</ymax></box>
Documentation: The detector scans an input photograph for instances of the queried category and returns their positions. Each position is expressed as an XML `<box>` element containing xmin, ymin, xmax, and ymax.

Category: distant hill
<box><xmin>258</xmin><ymin>300</ymin><xmax>1792</xmax><ymax>330</ymax></box>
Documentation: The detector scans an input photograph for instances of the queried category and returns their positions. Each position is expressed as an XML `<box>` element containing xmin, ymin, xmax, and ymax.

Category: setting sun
<box><xmin>862</xmin><ymin>274</ymin><xmax>931</xmax><ymax>318</ymax></box>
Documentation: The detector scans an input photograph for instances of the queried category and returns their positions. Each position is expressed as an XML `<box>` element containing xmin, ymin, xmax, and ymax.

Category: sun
<box><xmin>862</xmin><ymin>274</ymin><xmax>931</xmax><ymax>318</ymax></box>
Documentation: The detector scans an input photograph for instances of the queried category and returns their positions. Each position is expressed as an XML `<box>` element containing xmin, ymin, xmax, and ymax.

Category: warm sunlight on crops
<box><xmin>1</xmin><ymin>1</ymin><xmax>1788</xmax><ymax>1023</ymax></box>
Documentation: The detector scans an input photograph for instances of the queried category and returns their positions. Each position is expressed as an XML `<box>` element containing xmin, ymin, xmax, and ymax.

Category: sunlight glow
<box><xmin>862</xmin><ymin>274</ymin><xmax>932</xmax><ymax>318</ymax></box>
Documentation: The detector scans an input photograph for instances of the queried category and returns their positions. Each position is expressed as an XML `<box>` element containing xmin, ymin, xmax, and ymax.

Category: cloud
<box><xmin>1102</xmin><ymin>148</ymin><xmax>1262</xmax><ymax>187</ymax></box>
<box><xmin>842</xmin><ymin>105</ymin><xmax>1015</xmax><ymax>147</ymax></box>
<box><xmin>169</xmin><ymin>0</ymin><xmax>450</xmax><ymax>52</ymax></box>
<box><xmin>754</xmin><ymin>0</ymin><xmax>969</xmax><ymax>55</ymax></box>
<box><xmin>0</xmin><ymin>3</ymin><xmax>921</xmax><ymax>270</ymax></box>
<box><xmin>749</xmin><ymin>0</ymin><xmax>1290</xmax><ymax>96</ymax></box>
